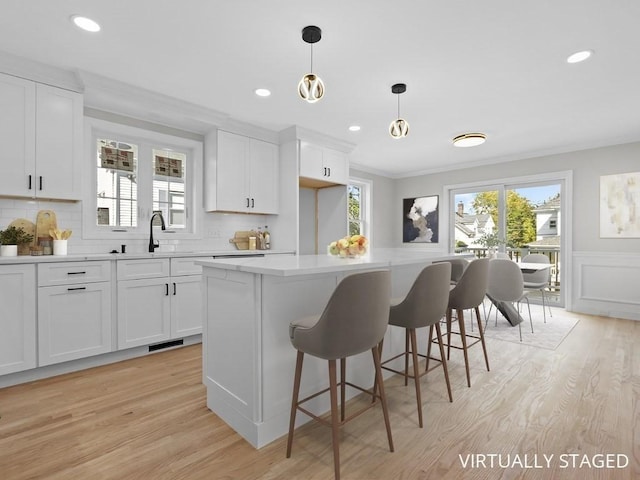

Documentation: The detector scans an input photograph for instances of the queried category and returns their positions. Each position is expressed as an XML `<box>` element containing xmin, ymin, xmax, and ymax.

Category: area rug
<box><xmin>480</xmin><ymin>305</ymin><xmax>580</xmax><ymax>350</ymax></box>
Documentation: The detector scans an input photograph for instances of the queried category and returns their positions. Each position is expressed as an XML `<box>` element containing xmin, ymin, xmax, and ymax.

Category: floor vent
<box><xmin>149</xmin><ymin>339</ymin><xmax>184</xmax><ymax>352</ymax></box>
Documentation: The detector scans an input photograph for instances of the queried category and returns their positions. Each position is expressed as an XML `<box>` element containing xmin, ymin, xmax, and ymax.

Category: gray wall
<box><xmin>387</xmin><ymin>141</ymin><xmax>640</xmax><ymax>253</ymax></box>
<box><xmin>349</xmin><ymin>168</ymin><xmax>396</xmax><ymax>247</ymax></box>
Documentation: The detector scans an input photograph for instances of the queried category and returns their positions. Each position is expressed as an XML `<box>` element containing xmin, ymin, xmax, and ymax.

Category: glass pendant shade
<box><xmin>389</xmin><ymin>118</ymin><xmax>409</xmax><ymax>139</ymax></box>
<box><xmin>298</xmin><ymin>73</ymin><xmax>325</xmax><ymax>103</ymax></box>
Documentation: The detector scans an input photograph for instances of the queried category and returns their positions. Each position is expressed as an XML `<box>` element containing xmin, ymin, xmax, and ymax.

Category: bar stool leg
<box><xmin>340</xmin><ymin>358</ymin><xmax>346</xmax><ymax>421</ymax></box>
<box><xmin>409</xmin><ymin>328</ymin><xmax>423</xmax><ymax>428</ymax></box>
<box><xmin>328</xmin><ymin>359</ymin><xmax>341</xmax><ymax>480</ymax></box>
<box><xmin>435</xmin><ymin>322</ymin><xmax>453</xmax><ymax>402</ymax></box>
<box><xmin>457</xmin><ymin>309</ymin><xmax>471</xmax><ymax>387</ymax></box>
<box><xmin>286</xmin><ymin>351</ymin><xmax>304</xmax><ymax>458</ymax></box>
<box><xmin>446</xmin><ymin>309</ymin><xmax>453</xmax><ymax>360</ymax></box>
<box><xmin>371</xmin><ymin>339</ymin><xmax>384</xmax><ymax>404</ymax></box>
<box><xmin>425</xmin><ymin>324</ymin><xmax>433</xmax><ymax>372</ymax></box>
<box><xmin>475</xmin><ymin>306</ymin><xmax>490</xmax><ymax>372</ymax></box>
<box><xmin>404</xmin><ymin>330</ymin><xmax>410</xmax><ymax>386</ymax></box>
<box><xmin>372</xmin><ymin>345</ymin><xmax>394</xmax><ymax>453</ymax></box>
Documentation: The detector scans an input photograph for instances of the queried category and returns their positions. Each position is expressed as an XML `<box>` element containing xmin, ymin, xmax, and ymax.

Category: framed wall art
<box><xmin>600</xmin><ymin>171</ymin><xmax>640</xmax><ymax>238</ymax></box>
<box><xmin>403</xmin><ymin>195</ymin><xmax>439</xmax><ymax>243</ymax></box>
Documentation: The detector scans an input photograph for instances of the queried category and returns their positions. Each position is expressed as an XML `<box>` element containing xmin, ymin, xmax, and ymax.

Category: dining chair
<box><xmin>521</xmin><ymin>253</ymin><xmax>553</xmax><ymax>323</ymax></box>
<box><xmin>378</xmin><ymin>262</ymin><xmax>452</xmax><ymax>428</ymax></box>
<box><xmin>437</xmin><ymin>258</ymin><xmax>490</xmax><ymax>388</ymax></box>
<box><xmin>486</xmin><ymin>258</ymin><xmax>533</xmax><ymax>341</ymax></box>
<box><xmin>286</xmin><ymin>270</ymin><xmax>393</xmax><ymax>480</ymax></box>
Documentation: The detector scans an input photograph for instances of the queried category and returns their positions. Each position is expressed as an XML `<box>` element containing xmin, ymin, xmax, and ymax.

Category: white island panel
<box><xmin>199</xmin><ymin>250</ymin><xmax>472</xmax><ymax>448</ymax></box>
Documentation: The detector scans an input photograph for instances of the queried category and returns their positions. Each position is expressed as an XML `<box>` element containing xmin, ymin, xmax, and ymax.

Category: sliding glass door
<box><xmin>451</xmin><ymin>179</ymin><xmax>564</xmax><ymax>308</ymax></box>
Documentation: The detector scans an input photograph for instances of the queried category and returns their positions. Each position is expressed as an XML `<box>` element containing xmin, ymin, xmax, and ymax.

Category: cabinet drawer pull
<box><xmin>67</xmin><ymin>271</ymin><xmax>87</xmax><ymax>275</ymax></box>
<box><xmin>67</xmin><ymin>287</ymin><xmax>86</xmax><ymax>291</ymax></box>
<box><xmin>173</xmin><ymin>282</ymin><xmax>177</xmax><ymax>295</ymax></box>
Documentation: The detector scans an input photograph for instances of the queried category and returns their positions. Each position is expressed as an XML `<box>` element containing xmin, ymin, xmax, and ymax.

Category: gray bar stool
<box><xmin>379</xmin><ymin>262</ymin><xmax>453</xmax><ymax>428</ymax></box>
<box><xmin>286</xmin><ymin>270</ymin><xmax>393</xmax><ymax>480</ymax></box>
<box><xmin>439</xmin><ymin>258</ymin><xmax>490</xmax><ymax>387</ymax></box>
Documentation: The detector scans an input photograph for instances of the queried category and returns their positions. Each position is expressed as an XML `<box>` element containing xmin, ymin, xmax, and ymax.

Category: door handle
<box><xmin>251</xmin><ymin>198</ymin><xmax>255</xmax><ymax>208</ymax></box>
<box><xmin>28</xmin><ymin>175</ymin><xmax>32</xmax><ymax>190</ymax></box>
<box><xmin>173</xmin><ymin>282</ymin><xmax>176</xmax><ymax>295</ymax></box>
<box><xmin>327</xmin><ymin>167</ymin><xmax>331</xmax><ymax>177</ymax></box>
<box><xmin>165</xmin><ymin>283</ymin><xmax>169</xmax><ymax>296</ymax></box>
<box><xmin>39</xmin><ymin>176</ymin><xmax>43</xmax><ymax>191</ymax></box>
<box><xmin>246</xmin><ymin>197</ymin><xmax>250</xmax><ymax>207</ymax></box>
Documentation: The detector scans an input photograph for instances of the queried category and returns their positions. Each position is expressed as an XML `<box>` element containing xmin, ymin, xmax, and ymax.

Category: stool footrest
<box><xmin>296</xmin><ymin>381</ymin><xmax>381</xmax><ymax>427</ymax></box>
<box><xmin>380</xmin><ymin>352</ymin><xmax>444</xmax><ymax>380</ymax></box>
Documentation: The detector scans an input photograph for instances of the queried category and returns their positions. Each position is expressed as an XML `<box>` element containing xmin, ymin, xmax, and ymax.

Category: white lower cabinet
<box><xmin>117</xmin><ymin>257</ymin><xmax>204</xmax><ymax>350</ymax></box>
<box><xmin>0</xmin><ymin>264</ymin><xmax>36</xmax><ymax>375</ymax></box>
<box><xmin>37</xmin><ymin>261</ymin><xmax>112</xmax><ymax>366</ymax></box>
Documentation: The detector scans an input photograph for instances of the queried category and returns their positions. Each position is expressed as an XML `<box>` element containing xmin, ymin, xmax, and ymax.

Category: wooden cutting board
<box><xmin>228</xmin><ymin>230</ymin><xmax>256</xmax><ymax>250</ymax></box>
<box><xmin>36</xmin><ymin>210</ymin><xmax>58</xmax><ymax>241</ymax></box>
<box><xmin>8</xmin><ymin>218</ymin><xmax>36</xmax><ymax>255</ymax></box>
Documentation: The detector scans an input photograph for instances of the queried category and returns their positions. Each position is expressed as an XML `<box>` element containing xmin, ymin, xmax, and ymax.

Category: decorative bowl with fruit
<box><xmin>328</xmin><ymin>235</ymin><xmax>368</xmax><ymax>258</ymax></box>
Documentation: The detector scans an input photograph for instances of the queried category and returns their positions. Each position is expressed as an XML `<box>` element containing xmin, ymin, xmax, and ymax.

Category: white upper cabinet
<box><xmin>0</xmin><ymin>73</ymin><xmax>83</xmax><ymax>200</ymax></box>
<box><xmin>207</xmin><ymin>130</ymin><xmax>279</xmax><ymax>214</ymax></box>
<box><xmin>299</xmin><ymin>141</ymin><xmax>349</xmax><ymax>186</ymax></box>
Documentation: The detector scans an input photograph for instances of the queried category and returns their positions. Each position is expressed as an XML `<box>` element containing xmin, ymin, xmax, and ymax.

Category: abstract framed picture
<box><xmin>403</xmin><ymin>195</ymin><xmax>439</xmax><ymax>243</ymax></box>
<box><xmin>600</xmin><ymin>171</ymin><xmax>640</xmax><ymax>238</ymax></box>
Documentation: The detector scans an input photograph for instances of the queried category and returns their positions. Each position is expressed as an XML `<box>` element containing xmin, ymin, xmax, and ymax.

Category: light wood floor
<box><xmin>1</xmin><ymin>312</ymin><xmax>638</xmax><ymax>480</ymax></box>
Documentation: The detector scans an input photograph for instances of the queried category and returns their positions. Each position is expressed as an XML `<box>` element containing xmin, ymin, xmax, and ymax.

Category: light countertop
<box><xmin>198</xmin><ymin>248</ymin><xmax>472</xmax><ymax>277</ymax></box>
<box><xmin>0</xmin><ymin>249</ymin><xmax>292</xmax><ymax>265</ymax></box>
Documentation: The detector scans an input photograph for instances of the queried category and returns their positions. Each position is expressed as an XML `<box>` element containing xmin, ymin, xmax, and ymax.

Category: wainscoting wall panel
<box><xmin>572</xmin><ymin>252</ymin><xmax>640</xmax><ymax>321</ymax></box>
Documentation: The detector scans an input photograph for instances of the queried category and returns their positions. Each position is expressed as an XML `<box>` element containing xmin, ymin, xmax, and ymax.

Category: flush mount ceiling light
<box><xmin>567</xmin><ymin>50</ymin><xmax>593</xmax><ymax>64</ymax></box>
<box><xmin>70</xmin><ymin>15</ymin><xmax>101</xmax><ymax>32</ymax></box>
<box><xmin>389</xmin><ymin>83</ymin><xmax>409</xmax><ymax>139</ymax></box>
<box><xmin>348</xmin><ymin>125</ymin><xmax>361</xmax><ymax>132</ymax></box>
<box><xmin>452</xmin><ymin>133</ymin><xmax>487</xmax><ymax>148</ymax></box>
<box><xmin>298</xmin><ymin>26</ymin><xmax>325</xmax><ymax>103</ymax></box>
<box><xmin>254</xmin><ymin>88</ymin><xmax>271</xmax><ymax>97</ymax></box>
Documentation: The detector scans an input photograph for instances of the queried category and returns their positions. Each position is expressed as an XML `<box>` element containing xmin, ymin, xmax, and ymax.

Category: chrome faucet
<box><xmin>149</xmin><ymin>212</ymin><xmax>166</xmax><ymax>252</ymax></box>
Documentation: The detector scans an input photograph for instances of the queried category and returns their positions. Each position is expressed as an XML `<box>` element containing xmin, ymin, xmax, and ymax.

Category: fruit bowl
<box><xmin>327</xmin><ymin>235</ymin><xmax>368</xmax><ymax>258</ymax></box>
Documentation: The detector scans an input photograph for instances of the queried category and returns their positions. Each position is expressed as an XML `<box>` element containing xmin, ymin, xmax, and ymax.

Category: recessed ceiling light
<box><xmin>566</xmin><ymin>50</ymin><xmax>593</xmax><ymax>64</ymax></box>
<box><xmin>70</xmin><ymin>15</ymin><xmax>101</xmax><ymax>32</ymax></box>
<box><xmin>254</xmin><ymin>88</ymin><xmax>271</xmax><ymax>97</ymax></box>
<box><xmin>348</xmin><ymin>125</ymin><xmax>361</xmax><ymax>132</ymax></box>
<box><xmin>452</xmin><ymin>133</ymin><xmax>486</xmax><ymax>148</ymax></box>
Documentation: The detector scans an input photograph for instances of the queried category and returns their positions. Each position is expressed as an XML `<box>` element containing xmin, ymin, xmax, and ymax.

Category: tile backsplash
<box><xmin>0</xmin><ymin>198</ymin><xmax>277</xmax><ymax>255</ymax></box>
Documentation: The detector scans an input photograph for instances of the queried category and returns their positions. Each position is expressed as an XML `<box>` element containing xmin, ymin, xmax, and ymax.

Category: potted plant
<box><xmin>477</xmin><ymin>231</ymin><xmax>505</xmax><ymax>258</ymax></box>
<box><xmin>0</xmin><ymin>226</ymin><xmax>34</xmax><ymax>257</ymax></box>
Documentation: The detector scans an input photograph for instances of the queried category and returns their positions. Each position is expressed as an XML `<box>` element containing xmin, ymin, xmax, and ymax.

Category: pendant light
<box><xmin>298</xmin><ymin>26</ymin><xmax>325</xmax><ymax>103</ymax></box>
<box><xmin>389</xmin><ymin>83</ymin><xmax>409</xmax><ymax>139</ymax></box>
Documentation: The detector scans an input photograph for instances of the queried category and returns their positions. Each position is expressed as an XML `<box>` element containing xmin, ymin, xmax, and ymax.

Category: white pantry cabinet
<box><xmin>0</xmin><ymin>264</ymin><xmax>36</xmax><ymax>375</ymax></box>
<box><xmin>37</xmin><ymin>261</ymin><xmax>112</xmax><ymax>366</ymax></box>
<box><xmin>209</xmin><ymin>130</ymin><xmax>279</xmax><ymax>214</ymax></box>
<box><xmin>0</xmin><ymin>73</ymin><xmax>83</xmax><ymax>200</ymax></box>
<box><xmin>117</xmin><ymin>257</ymin><xmax>205</xmax><ymax>349</ymax></box>
<box><xmin>299</xmin><ymin>141</ymin><xmax>348</xmax><ymax>186</ymax></box>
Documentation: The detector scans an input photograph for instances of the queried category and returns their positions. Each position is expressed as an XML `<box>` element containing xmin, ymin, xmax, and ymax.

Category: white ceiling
<box><xmin>2</xmin><ymin>1</ymin><xmax>639</xmax><ymax>177</ymax></box>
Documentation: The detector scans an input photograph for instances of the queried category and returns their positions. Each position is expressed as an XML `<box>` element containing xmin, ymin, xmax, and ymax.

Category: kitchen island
<box><xmin>199</xmin><ymin>249</ymin><xmax>471</xmax><ymax>448</ymax></box>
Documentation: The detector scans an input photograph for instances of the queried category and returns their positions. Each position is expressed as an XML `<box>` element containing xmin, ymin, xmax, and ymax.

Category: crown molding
<box><xmin>77</xmin><ymin>70</ymin><xmax>230</xmax><ymax>135</ymax></box>
<box><xmin>0</xmin><ymin>50</ymin><xmax>83</xmax><ymax>92</ymax></box>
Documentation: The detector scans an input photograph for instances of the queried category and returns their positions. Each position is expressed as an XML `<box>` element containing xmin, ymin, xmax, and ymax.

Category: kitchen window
<box><xmin>84</xmin><ymin>117</ymin><xmax>203</xmax><ymax>240</ymax></box>
<box><xmin>348</xmin><ymin>177</ymin><xmax>371</xmax><ymax>241</ymax></box>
